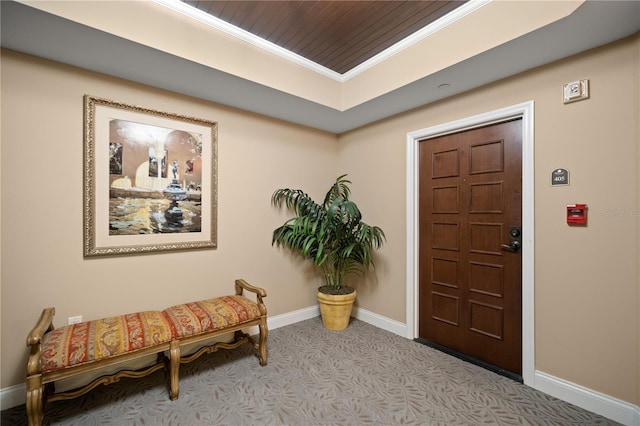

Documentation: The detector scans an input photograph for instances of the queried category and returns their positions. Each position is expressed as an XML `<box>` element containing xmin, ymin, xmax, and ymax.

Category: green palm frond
<box><xmin>272</xmin><ymin>175</ymin><xmax>386</xmax><ymax>290</ymax></box>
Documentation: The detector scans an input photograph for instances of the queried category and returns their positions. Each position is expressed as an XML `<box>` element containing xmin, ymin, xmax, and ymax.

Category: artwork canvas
<box><xmin>84</xmin><ymin>96</ymin><xmax>218</xmax><ymax>256</ymax></box>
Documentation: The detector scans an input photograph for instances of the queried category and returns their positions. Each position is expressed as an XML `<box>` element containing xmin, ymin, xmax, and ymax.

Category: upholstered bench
<box><xmin>26</xmin><ymin>279</ymin><xmax>267</xmax><ymax>426</ymax></box>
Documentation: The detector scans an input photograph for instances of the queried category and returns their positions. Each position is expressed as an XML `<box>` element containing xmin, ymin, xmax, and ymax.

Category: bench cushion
<box><xmin>41</xmin><ymin>311</ymin><xmax>172</xmax><ymax>373</ymax></box>
<box><xmin>162</xmin><ymin>295</ymin><xmax>261</xmax><ymax>338</ymax></box>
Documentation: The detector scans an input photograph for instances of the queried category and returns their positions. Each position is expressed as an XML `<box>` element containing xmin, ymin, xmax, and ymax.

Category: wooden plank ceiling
<box><xmin>181</xmin><ymin>1</ymin><xmax>467</xmax><ymax>74</ymax></box>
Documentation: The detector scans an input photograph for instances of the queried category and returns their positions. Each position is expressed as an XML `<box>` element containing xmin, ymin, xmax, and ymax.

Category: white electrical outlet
<box><xmin>68</xmin><ymin>315</ymin><xmax>83</xmax><ymax>325</ymax></box>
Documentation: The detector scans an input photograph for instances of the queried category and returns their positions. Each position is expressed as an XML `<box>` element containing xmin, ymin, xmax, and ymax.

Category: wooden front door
<box><xmin>418</xmin><ymin>119</ymin><xmax>522</xmax><ymax>376</ymax></box>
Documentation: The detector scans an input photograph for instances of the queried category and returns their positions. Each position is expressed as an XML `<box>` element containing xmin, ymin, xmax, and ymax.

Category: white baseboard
<box><xmin>0</xmin><ymin>383</ymin><xmax>26</xmax><ymax>411</ymax></box>
<box><xmin>268</xmin><ymin>305</ymin><xmax>319</xmax><ymax>330</ymax></box>
<box><xmin>352</xmin><ymin>306</ymin><xmax>408</xmax><ymax>337</ymax></box>
<box><xmin>533</xmin><ymin>370</ymin><xmax>640</xmax><ymax>426</ymax></box>
<box><xmin>3</xmin><ymin>307</ymin><xmax>638</xmax><ymax>426</ymax></box>
<box><xmin>242</xmin><ymin>305</ymin><xmax>319</xmax><ymax>337</ymax></box>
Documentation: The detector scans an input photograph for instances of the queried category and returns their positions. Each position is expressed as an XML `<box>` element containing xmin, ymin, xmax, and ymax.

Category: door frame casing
<box><xmin>405</xmin><ymin>101</ymin><xmax>534</xmax><ymax>385</ymax></box>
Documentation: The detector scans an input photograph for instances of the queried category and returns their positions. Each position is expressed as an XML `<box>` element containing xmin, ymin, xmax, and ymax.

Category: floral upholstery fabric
<box><xmin>162</xmin><ymin>295</ymin><xmax>261</xmax><ymax>338</ymax></box>
<box><xmin>41</xmin><ymin>311</ymin><xmax>172</xmax><ymax>373</ymax></box>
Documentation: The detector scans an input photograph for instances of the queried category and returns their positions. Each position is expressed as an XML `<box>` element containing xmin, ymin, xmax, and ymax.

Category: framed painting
<box><xmin>84</xmin><ymin>95</ymin><xmax>218</xmax><ymax>256</ymax></box>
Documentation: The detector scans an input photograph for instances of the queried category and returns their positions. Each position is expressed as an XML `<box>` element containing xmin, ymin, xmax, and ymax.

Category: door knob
<box><xmin>502</xmin><ymin>226</ymin><xmax>522</xmax><ymax>253</ymax></box>
<box><xmin>501</xmin><ymin>241</ymin><xmax>521</xmax><ymax>252</ymax></box>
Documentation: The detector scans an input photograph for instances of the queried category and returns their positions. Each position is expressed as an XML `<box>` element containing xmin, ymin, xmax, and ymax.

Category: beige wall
<box><xmin>1</xmin><ymin>33</ymin><xmax>639</xmax><ymax>408</ymax></box>
<box><xmin>340</xmin><ymin>34</ymin><xmax>639</xmax><ymax>405</ymax></box>
<box><xmin>0</xmin><ymin>49</ymin><xmax>338</xmax><ymax>389</ymax></box>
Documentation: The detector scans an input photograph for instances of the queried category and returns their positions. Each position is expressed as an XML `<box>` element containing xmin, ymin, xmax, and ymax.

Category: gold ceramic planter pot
<box><xmin>316</xmin><ymin>289</ymin><xmax>357</xmax><ymax>331</ymax></box>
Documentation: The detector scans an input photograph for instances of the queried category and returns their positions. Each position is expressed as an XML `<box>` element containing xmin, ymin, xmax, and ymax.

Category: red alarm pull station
<box><xmin>567</xmin><ymin>204</ymin><xmax>587</xmax><ymax>225</ymax></box>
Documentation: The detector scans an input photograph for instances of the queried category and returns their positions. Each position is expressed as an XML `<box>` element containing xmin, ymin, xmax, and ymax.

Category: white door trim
<box><xmin>405</xmin><ymin>101</ymin><xmax>535</xmax><ymax>385</ymax></box>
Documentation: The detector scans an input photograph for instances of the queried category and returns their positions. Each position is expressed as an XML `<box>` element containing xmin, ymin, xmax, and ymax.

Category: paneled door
<box><xmin>418</xmin><ymin>119</ymin><xmax>522</xmax><ymax>376</ymax></box>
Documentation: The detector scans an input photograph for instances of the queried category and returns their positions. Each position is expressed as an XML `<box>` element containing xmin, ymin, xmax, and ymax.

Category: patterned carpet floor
<box><xmin>2</xmin><ymin>317</ymin><xmax>619</xmax><ymax>425</ymax></box>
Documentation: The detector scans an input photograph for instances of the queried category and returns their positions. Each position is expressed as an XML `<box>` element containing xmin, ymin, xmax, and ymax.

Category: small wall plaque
<box><xmin>551</xmin><ymin>168</ymin><xmax>570</xmax><ymax>186</ymax></box>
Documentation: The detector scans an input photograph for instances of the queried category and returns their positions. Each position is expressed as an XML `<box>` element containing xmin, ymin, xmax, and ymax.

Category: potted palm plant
<box><xmin>271</xmin><ymin>174</ymin><xmax>385</xmax><ymax>330</ymax></box>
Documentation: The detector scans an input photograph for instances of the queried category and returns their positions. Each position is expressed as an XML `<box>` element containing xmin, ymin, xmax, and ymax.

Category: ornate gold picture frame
<box><xmin>83</xmin><ymin>95</ymin><xmax>218</xmax><ymax>257</ymax></box>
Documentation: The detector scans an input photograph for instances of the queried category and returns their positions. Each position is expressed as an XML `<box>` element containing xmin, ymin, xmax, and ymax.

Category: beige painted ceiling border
<box><xmin>152</xmin><ymin>0</ymin><xmax>492</xmax><ymax>82</ymax></box>
<box><xmin>19</xmin><ymin>0</ymin><xmax>582</xmax><ymax>112</ymax></box>
<box><xmin>5</xmin><ymin>1</ymin><xmax>639</xmax><ymax>133</ymax></box>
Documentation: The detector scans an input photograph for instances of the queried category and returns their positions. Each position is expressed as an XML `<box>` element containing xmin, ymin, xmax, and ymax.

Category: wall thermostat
<box><xmin>563</xmin><ymin>79</ymin><xmax>589</xmax><ymax>104</ymax></box>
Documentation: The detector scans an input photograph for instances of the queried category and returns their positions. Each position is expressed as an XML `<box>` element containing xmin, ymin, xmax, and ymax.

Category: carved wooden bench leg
<box><xmin>169</xmin><ymin>340</ymin><xmax>180</xmax><ymax>400</ymax></box>
<box><xmin>26</xmin><ymin>374</ymin><xmax>44</xmax><ymax>426</ymax></box>
<box><xmin>258</xmin><ymin>319</ymin><xmax>268</xmax><ymax>366</ymax></box>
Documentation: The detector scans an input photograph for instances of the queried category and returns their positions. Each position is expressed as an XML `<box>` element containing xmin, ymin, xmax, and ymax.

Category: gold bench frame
<box><xmin>25</xmin><ymin>279</ymin><xmax>268</xmax><ymax>426</ymax></box>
